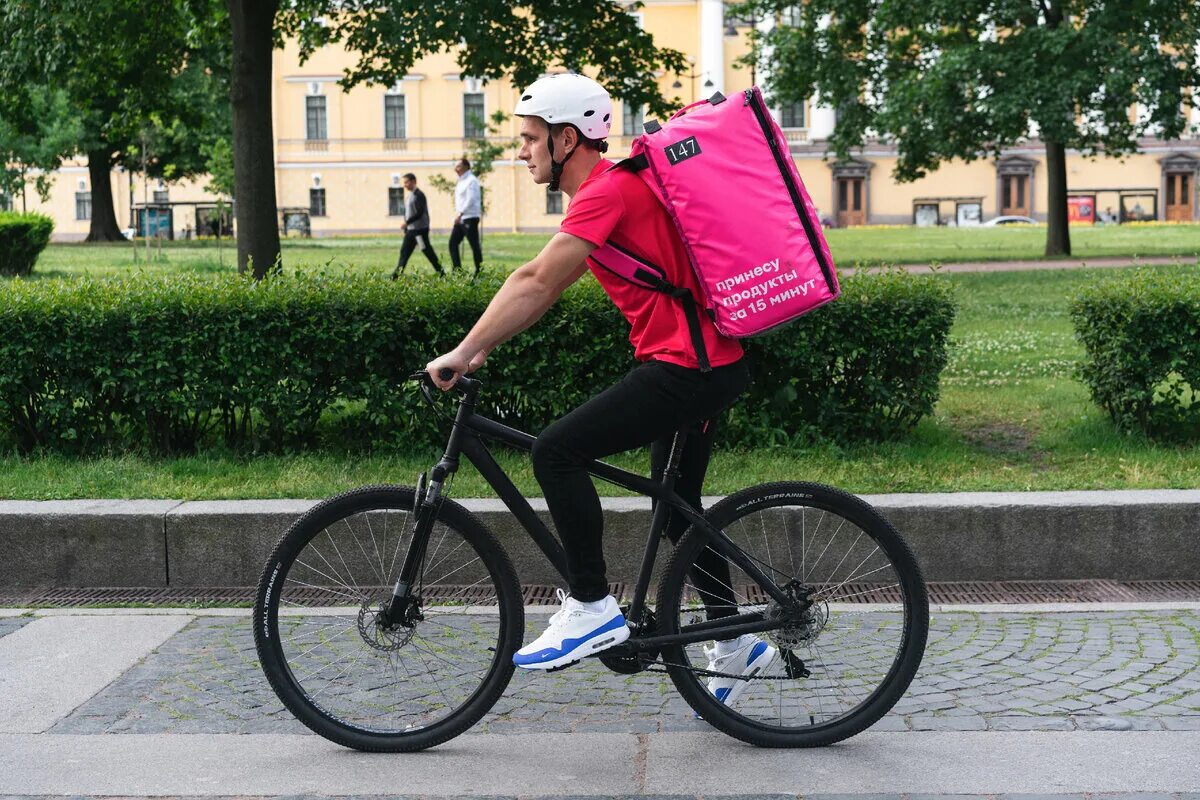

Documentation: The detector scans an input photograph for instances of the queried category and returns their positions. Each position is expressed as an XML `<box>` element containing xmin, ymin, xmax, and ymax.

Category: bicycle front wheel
<box><xmin>253</xmin><ymin>485</ymin><xmax>523</xmax><ymax>751</ymax></box>
<box><xmin>657</xmin><ymin>482</ymin><xmax>928</xmax><ymax>747</ymax></box>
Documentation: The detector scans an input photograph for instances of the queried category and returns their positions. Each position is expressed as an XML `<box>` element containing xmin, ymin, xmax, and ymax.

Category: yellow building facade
<box><xmin>17</xmin><ymin>0</ymin><xmax>1200</xmax><ymax>240</ymax></box>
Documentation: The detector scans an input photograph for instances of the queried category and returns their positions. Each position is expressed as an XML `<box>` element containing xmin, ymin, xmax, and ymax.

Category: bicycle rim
<box><xmin>255</xmin><ymin>486</ymin><xmax>520</xmax><ymax>747</ymax></box>
<box><xmin>658</xmin><ymin>482</ymin><xmax>928</xmax><ymax>745</ymax></box>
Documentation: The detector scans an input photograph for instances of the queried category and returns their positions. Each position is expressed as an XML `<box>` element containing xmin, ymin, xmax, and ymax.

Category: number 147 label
<box><xmin>664</xmin><ymin>136</ymin><xmax>702</xmax><ymax>165</ymax></box>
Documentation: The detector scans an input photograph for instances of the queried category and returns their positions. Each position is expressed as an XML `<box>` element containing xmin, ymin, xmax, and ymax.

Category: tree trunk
<box><xmin>227</xmin><ymin>0</ymin><xmax>281</xmax><ymax>278</ymax></box>
<box><xmin>1043</xmin><ymin>138</ymin><xmax>1071</xmax><ymax>257</ymax></box>
<box><xmin>84</xmin><ymin>150</ymin><xmax>127</xmax><ymax>242</ymax></box>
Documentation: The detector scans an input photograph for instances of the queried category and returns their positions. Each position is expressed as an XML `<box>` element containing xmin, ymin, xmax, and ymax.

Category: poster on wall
<box><xmin>956</xmin><ymin>203</ymin><xmax>982</xmax><ymax>227</ymax></box>
<box><xmin>1067</xmin><ymin>196</ymin><xmax>1096</xmax><ymax>225</ymax></box>
<box><xmin>1120</xmin><ymin>194</ymin><xmax>1157</xmax><ymax>222</ymax></box>
<box><xmin>914</xmin><ymin>204</ymin><xmax>939</xmax><ymax>227</ymax></box>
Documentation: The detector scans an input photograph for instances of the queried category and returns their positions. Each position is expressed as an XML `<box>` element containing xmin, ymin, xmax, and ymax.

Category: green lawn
<box><xmin>28</xmin><ymin>222</ymin><xmax>1200</xmax><ymax>281</ymax></box>
<box><xmin>3</xmin><ymin>235</ymin><xmax>1200</xmax><ymax>498</ymax></box>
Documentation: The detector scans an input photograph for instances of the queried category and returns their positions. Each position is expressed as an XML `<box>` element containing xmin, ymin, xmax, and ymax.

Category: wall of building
<box><xmin>20</xmin><ymin>1</ymin><xmax>1200</xmax><ymax>240</ymax></box>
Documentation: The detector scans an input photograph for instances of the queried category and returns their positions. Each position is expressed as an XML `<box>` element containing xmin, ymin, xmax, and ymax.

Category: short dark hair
<box><xmin>548</xmin><ymin>122</ymin><xmax>606</xmax><ymax>153</ymax></box>
<box><xmin>402</xmin><ymin>172</ymin><xmax>417</xmax><ymax>182</ymax></box>
<box><xmin>458</xmin><ymin>158</ymin><xmax>471</xmax><ymax>170</ymax></box>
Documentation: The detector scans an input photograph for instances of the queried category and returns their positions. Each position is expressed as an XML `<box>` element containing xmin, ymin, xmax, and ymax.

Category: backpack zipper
<box><xmin>744</xmin><ymin>89</ymin><xmax>835</xmax><ymax>290</ymax></box>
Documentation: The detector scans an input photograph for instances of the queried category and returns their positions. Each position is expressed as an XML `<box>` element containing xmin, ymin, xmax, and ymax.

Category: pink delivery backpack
<box><xmin>590</xmin><ymin>86</ymin><xmax>839</xmax><ymax>372</ymax></box>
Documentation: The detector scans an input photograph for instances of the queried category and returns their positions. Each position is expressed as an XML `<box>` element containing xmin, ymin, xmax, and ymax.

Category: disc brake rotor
<box><xmin>358</xmin><ymin>597</ymin><xmax>416</xmax><ymax>652</ymax></box>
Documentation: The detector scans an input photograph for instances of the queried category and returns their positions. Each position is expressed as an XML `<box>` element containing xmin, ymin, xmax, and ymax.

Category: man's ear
<box><xmin>560</xmin><ymin>124</ymin><xmax>579</xmax><ymax>154</ymax></box>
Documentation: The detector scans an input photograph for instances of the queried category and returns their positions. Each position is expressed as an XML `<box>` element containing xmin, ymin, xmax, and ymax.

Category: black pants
<box><xmin>449</xmin><ymin>217</ymin><xmax>482</xmax><ymax>273</ymax></box>
<box><xmin>531</xmin><ymin>359</ymin><xmax>750</xmax><ymax>614</ymax></box>
<box><xmin>394</xmin><ymin>228</ymin><xmax>442</xmax><ymax>276</ymax></box>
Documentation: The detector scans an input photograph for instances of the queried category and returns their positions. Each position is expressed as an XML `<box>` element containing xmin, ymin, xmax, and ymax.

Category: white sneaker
<box><xmin>702</xmin><ymin>634</ymin><xmax>778</xmax><ymax>709</ymax></box>
<box><xmin>513</xmin><ymin>590</ymin><xmax>629</xmax><ymax>670</ymax></box>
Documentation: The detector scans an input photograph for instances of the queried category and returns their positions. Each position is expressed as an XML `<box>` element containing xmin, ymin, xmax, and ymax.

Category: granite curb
<box><xmin>1</xmin><ymin>490</ymin><xmax>1197</xmax><ymax>587</ymax></box>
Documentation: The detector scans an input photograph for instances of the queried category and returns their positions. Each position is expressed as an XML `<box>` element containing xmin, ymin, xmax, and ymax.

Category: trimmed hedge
<box><xmin>0</xmin><ymin>212</ymin><xmax>54</xmax><ymax>276</ymax></box>
<box><xmin>0</xmin><ymin>269</ymin><xmax>954</xmax><ymax>454</ymax></box>
<box><xmin>1070</xmin><ymin>266</ymin><xmax>1200</xmax><ymax>441</ymax></box>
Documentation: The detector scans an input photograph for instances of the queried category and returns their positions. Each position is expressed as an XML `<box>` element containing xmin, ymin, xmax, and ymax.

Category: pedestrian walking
<box><xmin>392</xmin><ymin>173</ymin><xmax>444</xmax><ymax>278</ymax></box>
<box><xmin>449</xmin><ymin>158</ymin><xmax>484</xmax><ymax>275</ymax></box>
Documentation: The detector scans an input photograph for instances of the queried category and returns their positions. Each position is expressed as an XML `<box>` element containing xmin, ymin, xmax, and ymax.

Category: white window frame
<box><xmin>384</xmin><ymin>92</ymin><xmax>407</xmax><ymax>140</ymax></box>
<box><xmin>463</xmin><ymin>91</ymin><xmax>486</xmax><ymax>138</ymax></box>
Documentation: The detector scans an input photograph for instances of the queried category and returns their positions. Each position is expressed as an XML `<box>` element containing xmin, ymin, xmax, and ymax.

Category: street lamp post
<box><xmin>725</xmin><ymin>15</ymin><xmax>762</xmax><ymax>86</ymax></box>
<box><xmin>672</xmin><ymin>56</ymin><xmax>715</xmax><ymax>103</ymax></box>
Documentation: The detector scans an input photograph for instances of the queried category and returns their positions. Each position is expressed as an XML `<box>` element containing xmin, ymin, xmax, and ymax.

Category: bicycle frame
<box><xmin>390</xmin><ymin>375</ymin><xmax>798</xmax><ymax>654</ymax></box>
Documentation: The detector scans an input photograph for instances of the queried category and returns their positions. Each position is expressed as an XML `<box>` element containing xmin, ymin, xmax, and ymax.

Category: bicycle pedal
<box><xmin>543</xmin><ymin>659</ymin><xmax>582</xmax><ymax>673</ymax></box>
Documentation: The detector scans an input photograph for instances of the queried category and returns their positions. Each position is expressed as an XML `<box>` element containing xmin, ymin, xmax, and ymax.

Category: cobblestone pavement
<box><xmin>0</xmin><ymin>617</ymin><xmax>30</xmax><ymax>639</ymax></box>
<box><xmin>49</xmin><ymin>610</ymin><xmax>1200</xmax><ymax>735</ymax></box>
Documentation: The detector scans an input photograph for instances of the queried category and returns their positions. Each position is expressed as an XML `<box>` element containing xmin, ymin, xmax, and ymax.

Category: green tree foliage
<box><xmin>0</xmin><ymin>90</ymin><xmax>83</xmax><ymax>211</ymax></box>
<box><xmin>0</xmin><ymin>0</ymin><xmax>230</xmax><ymax>240</ymax></box>
<box><xmin>279</xmin><ymin>1</ymin><xmax>687</xmax><ymax>118</ymax></box>
<box><xmin>226</xmin><ymin>0</ymin><xmax>688</xmax><ymax>278</ymax></box>
<box><xmin>736</xmin><ymin>0</ymin><xmax>1200</xmax><ymax>255</ymax></box>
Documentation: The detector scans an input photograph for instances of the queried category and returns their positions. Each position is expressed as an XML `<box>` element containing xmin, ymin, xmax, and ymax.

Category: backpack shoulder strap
<box><xmin>589</xmin><ymin>240</ymin><xmax>712</xmax><ymax>373</ymax></box>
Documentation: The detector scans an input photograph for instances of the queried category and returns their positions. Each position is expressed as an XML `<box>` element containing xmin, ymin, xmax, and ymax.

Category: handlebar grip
<box><xmin>438</xmin><ymin>368</ymin><xmax>455</xmax><ymax>382</ymax></box>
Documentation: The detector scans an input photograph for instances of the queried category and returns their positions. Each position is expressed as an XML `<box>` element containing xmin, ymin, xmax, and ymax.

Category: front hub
<box><xmin>359</xmin><ymin>595</ymin><xmax>419</xmax><ymax>652</ymax></box>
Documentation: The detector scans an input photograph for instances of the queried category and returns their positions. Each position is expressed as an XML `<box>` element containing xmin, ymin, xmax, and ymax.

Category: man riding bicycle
<box><xmin>425</xmin><ymin>73</ymin><xmax>776</xmax><ymax>709</ymax></box>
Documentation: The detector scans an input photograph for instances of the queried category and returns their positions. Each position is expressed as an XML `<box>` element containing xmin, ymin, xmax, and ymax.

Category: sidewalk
<box><xmin>1</xmin><ymin>605</ymin><xmax>1198</xmax><ymax>797</ymax></box>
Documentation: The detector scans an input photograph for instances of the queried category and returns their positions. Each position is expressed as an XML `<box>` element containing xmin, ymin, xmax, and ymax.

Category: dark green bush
<box><xmin>1070</xmin><ymin>265</ymin><xmax>1200</xmax><ymax>441</ymax></box>
<box><xmin>0</xmin><ymin>269</ymin><xmax>954</xmax><ymax>454</ymax></box>
<box><xmin>733</xmin><ymin>267</ymin><xmax>957</xmax><ymax>445</ymax></box>
<box><xmin>0</xmin><ymin>212</ymin><xmax>54</xmax><ymax>276</ymax></box>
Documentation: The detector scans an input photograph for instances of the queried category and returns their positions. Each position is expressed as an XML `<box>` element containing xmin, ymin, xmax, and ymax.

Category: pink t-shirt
<box><xmin>559</xmin><ymin>159</ymin><xmax>743</xmax><ymax>369</ymax></box>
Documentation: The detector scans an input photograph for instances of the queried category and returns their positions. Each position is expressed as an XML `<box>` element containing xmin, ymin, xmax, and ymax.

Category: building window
<box><xmin>306</xmin><ymin>95</ymin><xmax>327</xmax><ymax>140</ymax></box>
<box><xmin>384</xmin><ymin>94</ymin><xmax>406</xmax><ymax>140</ymax></box>
<box><xmin>780</xmin><ymin>101</ymin><xmax>805</xmax><ymax>128</ymax></box>
<box><xmin>75</xmin><ymin>191</ymin><xmax>92</xmax><ymax>221</ymax></box>
<box><xmin>546</xmin><ymin>187</ymin><xmax>563</xmax><ymax>214</ymax></box>
<box><xmin>780</xmin><ymin>4</ymin><xmax>803</xmax><ymax>27</ymax></box>
<box><xmin>623</xmin><ymin>101</ymin><xmax>645</xmax><ymax>137</ymax></box>
<box><xmin>0</xmin><ymin>190</ymin><xmax>10</xmax><ymax>212</ymax></box>
<box><xmin>309</xmin><ymin>188</ymin><xmax>326</xmax><ymax>217</ymax></box>
<box><xmin>388</xmin><ymin>186</ymin><xmax>405</xmax><ymax>216</ymax></box>
<box><xmin>463</xmin><ymin>92</ymin><xmax>485</xmax><ymax>138</ymax></box>
<box><xmin>153</xmin><ymin>189</ymin><xmax>170</xmax><ymax>204</ymax></box>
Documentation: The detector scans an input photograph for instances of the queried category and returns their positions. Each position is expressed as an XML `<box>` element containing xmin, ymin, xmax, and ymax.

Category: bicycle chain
<box><xmin>637</xmin><ymin>648</ymin><xmax>810</xmax><ymax>681</ymax></box>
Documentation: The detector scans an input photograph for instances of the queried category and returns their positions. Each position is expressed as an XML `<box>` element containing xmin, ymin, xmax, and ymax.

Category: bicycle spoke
<box><xmin>343</xmin><ymin>517</ymin><xmax>386</xmax><ymax>586</ymax></box>
<box><xmin>262</xmin><ymin>489</ymin><xmax>512</xmax><ymax>742</ymax></box>
<box><xmin>664</xmin><ymin>487</ymin><xmax>925</xmax><ymax>741</ymax></box>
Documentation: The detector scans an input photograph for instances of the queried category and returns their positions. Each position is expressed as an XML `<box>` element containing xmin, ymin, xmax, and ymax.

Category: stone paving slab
<box><xmin>0</xmin><ymin>615</ymin><xmax>191</xmax><ymax>733</ymax></box>
<box><xmin>0</xmin><ymin>617</ymin><xmax>29</xmax><ymax>638</ymax></box>
<box><xmin>2</xmin><ymin>796</ymin><xmax>1200</xmax><ymax>800</ymax></box>
<box><xmin>48</xmin><ymin>610</ymin><xmax>1200</xmax><ymax>735</ymax></box>
<box><xmin>645</xmin><ymin>732</ymin><xmax>1200</xmax><ymax>794</ymax></box>
<box><xmin>4</xmin><ymin>732</ymin><xmax>1200</xmax><ymax>795</ymax></box>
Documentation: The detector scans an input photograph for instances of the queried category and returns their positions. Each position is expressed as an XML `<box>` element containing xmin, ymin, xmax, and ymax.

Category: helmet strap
<box><xmin>546</xmin><ymin>124</ymin><xmax>579</xmax><ymax>193</ymax></box>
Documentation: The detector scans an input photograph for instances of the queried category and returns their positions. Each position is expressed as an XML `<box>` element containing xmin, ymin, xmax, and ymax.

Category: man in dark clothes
<box><xmin>391</xmin><ymin>173</ymin><xmax>444</xmax><ymax>278</ymax></box>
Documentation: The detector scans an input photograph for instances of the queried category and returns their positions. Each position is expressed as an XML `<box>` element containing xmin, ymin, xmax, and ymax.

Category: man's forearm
<box><xmin>456</xmin><ymin>267</ymin><xmax>557</xmax><ymax>357</ymax></box>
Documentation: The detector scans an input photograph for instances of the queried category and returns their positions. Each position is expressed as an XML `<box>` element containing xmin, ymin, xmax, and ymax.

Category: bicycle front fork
<box><xmin>379</xmin><ymin>456</ymin><xmax>456</xmax><ymax>628</ymax></box>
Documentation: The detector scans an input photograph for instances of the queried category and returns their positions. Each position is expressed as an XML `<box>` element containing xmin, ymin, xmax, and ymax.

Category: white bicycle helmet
<box><xmin>514</xmin><ymin>73</ymin><xmax>613</xmax><ymax>139</ymax></box>
<box><xmin>514</xmin><ymin>73</ymin><xmax>613</xmax><ymax>190</ymax></box>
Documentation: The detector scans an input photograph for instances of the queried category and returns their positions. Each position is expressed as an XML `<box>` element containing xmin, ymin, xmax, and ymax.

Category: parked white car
<box><xmin>982</xmin><ymin>215</ymin><xmax>1039</xmax><ymax>226</ymax></box>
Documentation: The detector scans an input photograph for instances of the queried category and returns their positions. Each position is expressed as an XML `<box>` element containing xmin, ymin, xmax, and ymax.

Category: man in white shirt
<box><xmin>450</xmin><ymin>158</ymin><xmax>484</xmax><ymax>275</ymax></box>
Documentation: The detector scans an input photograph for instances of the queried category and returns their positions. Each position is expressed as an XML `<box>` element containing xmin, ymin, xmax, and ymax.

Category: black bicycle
<box><xmin>253</xmin><ymin>370</ymin><xmax>928</xmax><ymax>751</ymax></box>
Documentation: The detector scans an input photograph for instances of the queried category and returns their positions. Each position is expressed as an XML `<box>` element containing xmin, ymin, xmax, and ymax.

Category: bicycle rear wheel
<box><xmin>657</xmin><ymin>481</ymin><xmax>928</xmax><ymax>747</ymax></box>
<box><xmin>253</xmin><ymin>485</ymin><xmax>523</xmax><ymax>751</ymax></box>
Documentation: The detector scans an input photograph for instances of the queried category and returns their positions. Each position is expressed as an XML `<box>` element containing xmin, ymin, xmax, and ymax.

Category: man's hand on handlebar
<box><xmin>425</xmin><ymin>348</ymin><xmax>489</xmax><ymax>391</ymax></box>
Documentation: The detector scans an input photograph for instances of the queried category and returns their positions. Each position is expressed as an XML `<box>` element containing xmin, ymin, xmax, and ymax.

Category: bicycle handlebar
<box><xmin>408</xmin><ymin>369</ymin><xmax>480</xmax><ymax>396</ymax></box>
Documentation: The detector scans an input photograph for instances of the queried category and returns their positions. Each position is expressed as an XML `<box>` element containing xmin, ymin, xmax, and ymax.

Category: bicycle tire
<box><xmin>656</xmin><ymin>481</ymin><xmax>928</xmax><ymax>747</ymax></box>
<box><xmin>253</xmin><ymin>484</ymin><xmax>523</xmax><ymax>752</ymax></box>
